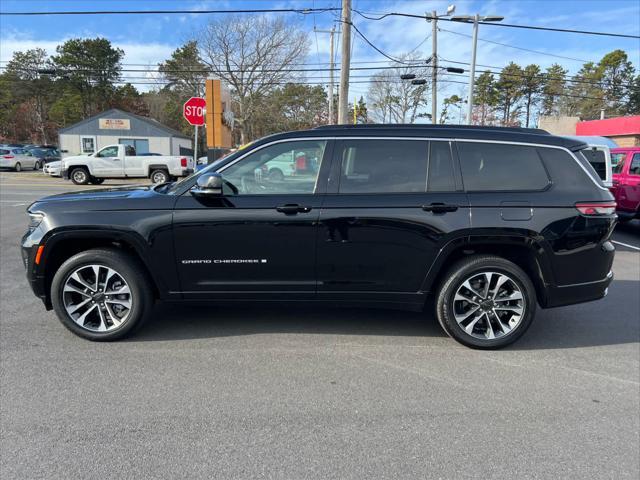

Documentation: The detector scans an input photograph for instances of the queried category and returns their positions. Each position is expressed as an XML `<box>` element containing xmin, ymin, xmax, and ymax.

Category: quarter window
<box><xmin>630</xmin><ymin>153</ymin><xmax>640</xmax><ymax>176</ymax></box>
<box><xmin>458</xmin><ymin>142</ymin><xmax>550</xmax><ymax>191</ymax></box>
<box><xmin>220</xmin><ymin>140</ymin><xmax>327</xmax><ymax>195</ymax></box>
<box><xmin>337</xmin><ymin>139</ymin><xmax>428</xmax><ymax>193</ymax></box>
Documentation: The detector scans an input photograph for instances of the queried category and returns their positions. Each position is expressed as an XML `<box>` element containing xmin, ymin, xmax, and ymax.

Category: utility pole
<box><xmin>466</xmin><ymin>14</ymin><xmax>479</xmax><ymax>125</ymax></box>
<box><xmin>338</xmin><ymin>0</ymin><xmax>351</xmax><ymax>124</ymax></box>
<box><xmin>315</xmin><ymin>26</ymin><xmax>336</xmax><ymax>124</ymax></box>
<box><xmin>452</xmin><ymin>13</ymin><xmax>504</xmax><ymax>125</ymax></box>
<box><xmin>431</xmin><ymin>10</ymin><xmax>438</xmax><ymax>125</ymax></box>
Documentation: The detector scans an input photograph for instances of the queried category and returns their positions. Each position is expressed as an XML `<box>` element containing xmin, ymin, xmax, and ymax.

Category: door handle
<box><xmin>422</xmin><ymin>203</ymin><xmax>458</xmax><ymax>213</ymax></box>
<box><xmin>276</xmin><ymin>204</ymin><xmax>312</xmax><ymax>214</ymax></box>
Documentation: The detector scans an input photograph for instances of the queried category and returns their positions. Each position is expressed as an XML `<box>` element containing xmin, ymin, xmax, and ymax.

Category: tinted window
<box><xmin>630</xmin><ymin>153</ymin><xmax>640</xmax><ymax>176</ymax></box>
<box><xmin>0</xmin><ymin>149</ymin><xmax>9</xmax><ymax>155</ymax></box>
<box><xmin>221</xmin><ymin>140</ymin><xmax>326</xmax><ymax>195</ymax></box>
<box><xmin>611</xmin><ymin>153</ymin><xmax>626</xmax><ymax>174</ymax></box>
<box><xmin>337</xmin><ymin>139</ymin><xmax>428</xmax><ymax>193</ymax></box>
<box><xmin>428</xmin><ymin>141</ymin><xmax>456</xmax><ymax>191</ymax></box>
<box><xmin>458</xmin><ymin>142</ymin><xmax>550</xmax><ymax>191</ymax></box>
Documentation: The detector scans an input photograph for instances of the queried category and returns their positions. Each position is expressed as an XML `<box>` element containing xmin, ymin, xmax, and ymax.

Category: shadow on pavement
<box><xmin>129</xmin><ymin>280</ymin><xmax>639</xmax><ymax>350</ymax></box>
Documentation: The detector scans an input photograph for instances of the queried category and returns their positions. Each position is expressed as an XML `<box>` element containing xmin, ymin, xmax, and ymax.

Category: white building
<box><xmin>58</xmin><ymin>108</ymin><xmax>192</xmax><ymax>156</ymax></box>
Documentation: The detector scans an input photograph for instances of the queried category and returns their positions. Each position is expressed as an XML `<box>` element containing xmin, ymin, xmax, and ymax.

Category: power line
<box><xmin>0</xmin><ymin>7</ymin><xmax>341</xmax><ymax>16</ymax></box>
<box><xmin>352</xmin><ymin>9</ymin><xmax>640</xmax><ymax>39</ymax></box>
<box><xmin>437</xmin><ymin>27</ymin><xmax>591</xmax><ymax>63</ymax></box>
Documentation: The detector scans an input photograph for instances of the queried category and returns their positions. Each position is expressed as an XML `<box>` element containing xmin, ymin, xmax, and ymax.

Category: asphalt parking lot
<box><xmin>1</xmin><ymin>171</ymin><xmax>639</xmax><ymax>479</ymax></box>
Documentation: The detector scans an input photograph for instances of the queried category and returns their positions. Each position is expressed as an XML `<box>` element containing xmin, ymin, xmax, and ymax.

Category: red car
<box><xmin>610</xmin><ymin>147</ymin><xmax>640</xmax><ymax>222</ymax></box>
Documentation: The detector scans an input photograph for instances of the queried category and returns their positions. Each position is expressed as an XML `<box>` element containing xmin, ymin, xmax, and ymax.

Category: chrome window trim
<box><xmin>214</xmin><ymin>135</ymin><xmax>608</xmax><ymax>193</ymax></box>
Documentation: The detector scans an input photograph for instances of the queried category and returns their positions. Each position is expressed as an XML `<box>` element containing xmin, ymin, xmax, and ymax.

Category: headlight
<box><xmin>28</xmin><ymin>213</ymin><xmax>44</xmax><ymax>229</ymax></box>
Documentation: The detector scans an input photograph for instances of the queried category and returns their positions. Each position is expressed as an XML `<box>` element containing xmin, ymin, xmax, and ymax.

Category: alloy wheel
<box><xmin>452</xmin><ymin>271</ymin><xmax>525</xmax><ymax>340</ymax></box>
<box><xmin>62</xmin><ymin>264</ymin><xmax>133</xmax><ymax>332</ymax></box>
<box><xmin>72</xmin><ymin>170</ymin><xmax>87</xmax><ymax>183</ymax></box>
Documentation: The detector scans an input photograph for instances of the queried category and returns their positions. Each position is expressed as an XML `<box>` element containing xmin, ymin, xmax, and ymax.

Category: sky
<box><xmin>1</xmin><ymin>0</ymin><xmax>639</xmax><ymax>119</ymax></box>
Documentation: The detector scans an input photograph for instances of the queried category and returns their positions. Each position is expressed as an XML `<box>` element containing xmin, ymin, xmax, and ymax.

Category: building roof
<box><xmin>576</xmin><ymin>116</ymin><xmax>640</xmax><ymax>137</ymax></box>
<box><xmin>58</xmin><ymin>108</ymin><xmax>190</xmax><ymax>139</ymax></box>
<box><xmin>264</xmin><ymin>124</ymin><xmax>585</xmax><ymax>150</ymax></box>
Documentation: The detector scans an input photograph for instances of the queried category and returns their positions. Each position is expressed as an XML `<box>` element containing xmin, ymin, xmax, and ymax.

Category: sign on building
<box><xmin>99</xmin><ymin>118</ymin><xmax>131</xmax><ymax>130</ymax></box>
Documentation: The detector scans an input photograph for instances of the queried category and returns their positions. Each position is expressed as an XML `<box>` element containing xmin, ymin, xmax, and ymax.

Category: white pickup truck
<box><xmin>61</xmin><ymin>144</ymin><xmax>194</xmax><ymax>185</ymax></box>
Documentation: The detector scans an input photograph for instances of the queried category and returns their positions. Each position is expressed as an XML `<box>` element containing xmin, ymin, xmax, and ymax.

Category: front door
<box><xmin>173</xmin><ymin>139</ymin><xmax>331</xmax><ymax>300</ymax></box>
<box><xmin>316</xmin><ymin>138</ymin><xmax>470</xmax><ymax>302</ymax></box>
<box><xmin>92</xmin><ymin>145</ymin><xmax>124</xmax><ymax>177</ymax></box>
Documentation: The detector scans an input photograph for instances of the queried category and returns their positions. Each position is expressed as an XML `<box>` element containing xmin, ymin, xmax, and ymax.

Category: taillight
<box><xmin>3</xmin><ymin>155</ymin><xmax>14</xmax><ymax>159</ymax></box>
<box><xmin>180</xmin><ymin>157</ymin><xmax>188</xmax><ymax>167</ymax></box>
<box><xmin>575</xmin><ymin>201</ymin><xmax>616</xmax><ymax>215</ymax></box>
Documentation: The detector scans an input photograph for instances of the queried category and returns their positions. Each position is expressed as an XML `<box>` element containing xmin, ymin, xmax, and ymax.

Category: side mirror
<box><xmin>192</xmin><ymin>173</ymin><xmax>223</xmax><ymax>197</ymax></box>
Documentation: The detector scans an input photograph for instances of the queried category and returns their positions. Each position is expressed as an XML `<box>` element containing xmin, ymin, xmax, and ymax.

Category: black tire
<box><xmin>51</xmin><ymin>248</ymin><xmax>153</xmax><ymax>341</ymax></box>
<box><xmin>150</xmin><ymin>169</ymin><xmax>169</xmax><ymax>184</ymax></box>
<box><xmin>14</xmin><ymin>162</ymin><xmax>21</xmax><ymax>172</ymax></box>
<box><xmin>33</xmin><ymin>160</ymin><xmax>42</xmax><ymax>170</ymax></box>
<box><xmin>268</xmin><ymin>168</ymin><xmax>285</xmax><ymax>182</ymax></box>
<box><xmin>435</xmin><ymin>255</ymin><xmax>536</xmax><ymax>349</ymax></box>
<box><xmin>90</xmin><ymin>177</ymin><xmax>105</xmax><ymax>185</ymax></box>
<box><xmin>70</xmin><ymin>167</ymin><xmax>90</xmax><ymax>185</ymax></box>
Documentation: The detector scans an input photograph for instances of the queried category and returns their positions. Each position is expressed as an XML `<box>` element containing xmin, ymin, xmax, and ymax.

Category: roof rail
<box><xmin>313</xmin><ymin>124</ymin><xmax>550</xmax><ymax>135</ymax></box>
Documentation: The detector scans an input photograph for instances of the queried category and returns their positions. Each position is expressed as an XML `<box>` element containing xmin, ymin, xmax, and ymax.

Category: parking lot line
<box><xmin>612</xmin><ymin>240</ymin><xmax>640</xmax><ymax>251</ymax></box>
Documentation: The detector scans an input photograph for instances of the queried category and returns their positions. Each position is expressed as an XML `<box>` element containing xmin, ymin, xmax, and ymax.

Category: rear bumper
<box><xmin>542</xmin><ymin>270</ymin><xmax>613</xmax><ymax>308</ymax></box>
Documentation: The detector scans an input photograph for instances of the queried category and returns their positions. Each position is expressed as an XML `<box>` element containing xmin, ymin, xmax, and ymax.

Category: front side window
<box><xmin>220</xmin><ymin>140</ymin><xmax>326</xmax><ymax>195</ymax></box>
<box><xmin>611</xmin><ymin>153</ymin><xmax>626</xmax><ymax>174</ymax></box>
<box><xmin>458</xmin><ymin>142</ymin><xmax>550</xmax><ymax>191</ymax></box>
<box><xmin>96</xmin><ymin>146</ymin><xmax>118</xmax><ymax>158</ymax></box>
<box><xmin>630</xmin><ymin>153</ymin><xmax>640</xmax><ymax>176</ymax></box>
<box><xmin>337</xmin><ymin>139</ymin><xmax>428</xmax><ymax>193</ymax></box>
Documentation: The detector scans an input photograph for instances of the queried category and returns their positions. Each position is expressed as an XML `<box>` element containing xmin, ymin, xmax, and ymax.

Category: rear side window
<box><xmin>0</xmin><ymin>149</ymin><xmax>9</xmax><ymax>155</ymax></box>
<box><xmin>428</xmin><ymin>141</ymin><xmax>456</xmax><ymax>191</ymax></box>
<box><xmin>630</xmin><ymin>153</ymin><xmax>640</xmax><ymax>176</ymax></box>
<box><xmin>611</xmin><ymin>153</ymin><xmax>626</xmax><ymax>174</ymax></box>
<box><xmin>457</xmin><ymin>142</ymin><xmax>550</xmax><ymax>191</ymax></box>
<box><xmin>337</xmin><ymin>139</ymin><xmax>428</xmax><ymax>193</ymax></box>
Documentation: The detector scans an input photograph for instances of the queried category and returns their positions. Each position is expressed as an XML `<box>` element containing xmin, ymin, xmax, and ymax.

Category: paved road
<box><xmin>1</xmin><ymin>172</ymin><xmax>639</xmax><ymax>479</ymax></box>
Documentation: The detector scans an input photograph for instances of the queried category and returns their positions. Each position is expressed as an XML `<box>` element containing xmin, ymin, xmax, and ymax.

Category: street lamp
<box><xmin>451</xmin><ymin>14</ymin><xmax>504</xmax><ymax>125</ymax></box>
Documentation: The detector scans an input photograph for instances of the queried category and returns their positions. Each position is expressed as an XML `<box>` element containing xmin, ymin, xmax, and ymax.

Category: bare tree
<box><xmin>367</xmin><ymin>60</ymin><xmax>432</xmax><ymax>124</ymax></box>
<box><xmin>199</xmin><ymin>15</ymin><xmax>309</xmax><ymax>143</ymax></box>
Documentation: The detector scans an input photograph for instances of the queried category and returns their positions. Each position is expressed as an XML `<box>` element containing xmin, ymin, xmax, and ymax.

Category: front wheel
<box><xmin>436</xmin><ymin>255</ymin><xmax>536</xmax><ymax>349</ymax></box>
<box><xmin>51</xmin><ymin>249</ymin><xmax>153</xmax><ymax>341</ymax></box>
<box><xmin>70</xmin><ymin>167</ymin><xmax>89</xmax><ymax>185</ymax></box>
<box><xmin>33</xmin><ymin>160</ymin><xmax>42</xmax><ymax>170</ymax></box>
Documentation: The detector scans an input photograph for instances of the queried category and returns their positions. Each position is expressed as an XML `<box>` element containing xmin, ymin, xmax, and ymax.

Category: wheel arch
<box><xmin>422</xmin><ymin>233</ymin><xmax>554</xmax><ymax>307</ymax></box>
<box><xmin>39</xmin><ymin>230</ymin><xmax>162</xmax><ymax>308</ymax></box>
<box><xmin>148</xmin><ymin>164</ymin><xmax>170</xmax><ymax>176</ymax></box>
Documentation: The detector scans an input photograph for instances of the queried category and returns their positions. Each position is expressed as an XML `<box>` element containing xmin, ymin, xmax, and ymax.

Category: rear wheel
<box><xmin>70</xmin><ymin>167</ymin><xmax>89</xmax><ymax>185</ymax></box>
<box><xmin>51</xmin><ymin>249</ymin><xmax>153</xmax><ymax>341</ymax></box>
<box><xmin>14</xmin><ymin>162</ymin><xmax>21</xmax><ymax>172</ymax></box>
<box><xmin>150</xmin><ymin>169</ymin><xmax>169</xmax><ymax>184</ymax></box>
<box><xmin>436</xmin><ymin>255</ymin><xmax>536</xmax><ymax>349</ymax></box>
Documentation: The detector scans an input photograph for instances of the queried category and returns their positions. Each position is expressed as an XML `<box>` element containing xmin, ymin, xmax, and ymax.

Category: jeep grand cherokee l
<box><xmin>22</xmin><ymin>125</ymin><xmax>616</xmax><ymax>349</ymax></box>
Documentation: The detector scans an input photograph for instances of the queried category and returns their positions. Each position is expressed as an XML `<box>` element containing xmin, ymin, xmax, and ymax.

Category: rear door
<box><xmin>315</xmin><ymin>138</ymin><xmax>470</xmax><ymax>304</ymax></box>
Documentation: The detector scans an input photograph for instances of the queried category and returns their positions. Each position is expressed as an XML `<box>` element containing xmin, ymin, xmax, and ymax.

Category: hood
<box><xmin>37</xmin><ymin>184</ymin><xmax>153</xmax><ymax>202</ymax></box>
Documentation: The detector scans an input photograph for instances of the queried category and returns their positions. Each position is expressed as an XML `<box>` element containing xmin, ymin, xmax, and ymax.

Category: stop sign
<box><xmin>183</xmin><ymin>97</ymin><xmax>206</xmax><ymax>126</ymax></box>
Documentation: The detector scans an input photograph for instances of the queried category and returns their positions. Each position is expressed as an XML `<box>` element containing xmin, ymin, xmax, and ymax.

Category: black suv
<box><xmin>22</xmin><ymin>125</ymin><xmax>616</xmax><ymax>348</ymax></box>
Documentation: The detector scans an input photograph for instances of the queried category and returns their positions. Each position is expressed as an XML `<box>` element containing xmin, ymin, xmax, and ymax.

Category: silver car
<box><xmin>0</xmin><ymin>147</ymin><xmax>41</xmax><ymax>171</ymax></box>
